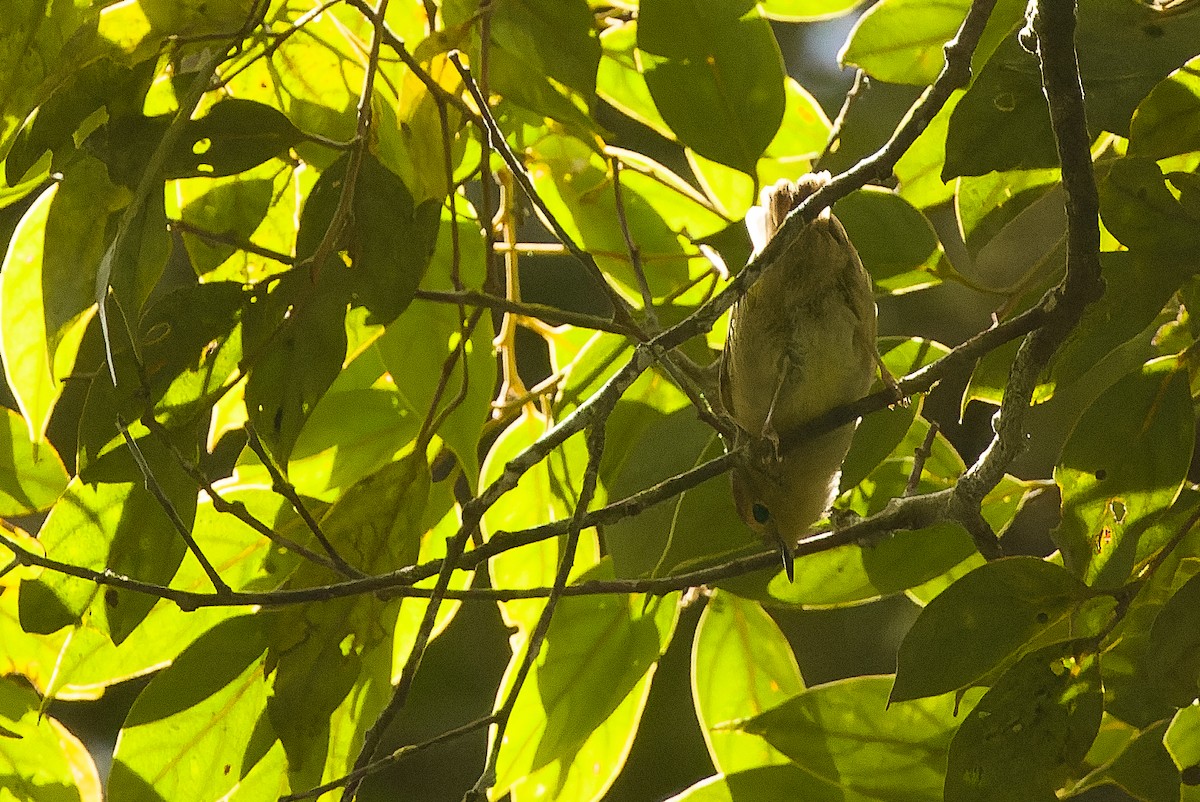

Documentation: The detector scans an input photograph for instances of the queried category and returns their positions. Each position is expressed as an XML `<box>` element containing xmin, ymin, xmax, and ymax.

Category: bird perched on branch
<box><xmin>721</xmin><ymin>173</ymin><xmax>881</xmax><ymax>580</ymax></box>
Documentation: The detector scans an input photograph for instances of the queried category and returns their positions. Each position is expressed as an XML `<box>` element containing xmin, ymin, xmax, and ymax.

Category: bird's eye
<box><xmin>752</xmin><ymin>503</ymin><xmax>770</xmax><ymax>524</ymax></box>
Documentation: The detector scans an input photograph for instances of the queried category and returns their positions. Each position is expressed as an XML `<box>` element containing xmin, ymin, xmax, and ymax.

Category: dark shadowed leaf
<box><xmin>892</xmin><ymin>557</ymin><xmax>1089</xmax><ymax>702</ymax></box>
<box><xmin>638</xmin><ymin>0</ymin><xmax>785</xmax><ymax>174</ymax></box>
<box><xmin>945</xmin><ymin>643</ymin><xmax>1102</xmax><ymax>802</ymax></box>
<box><xmin>1054</xmin><ymin>355</ymin><xmax>1194</xmax><ymax>588</ymax></box>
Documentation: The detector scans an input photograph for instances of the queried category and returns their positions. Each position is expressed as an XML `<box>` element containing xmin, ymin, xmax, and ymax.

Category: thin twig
<box><xmin>816</xmin><ymin>68</ymin><xmax>866</xmax><ymax>169</ymax></box>
<box><xmin>244</xmin><ymin>425</ymin><xmax>365</xmax><ymax>578</ymax></box>
<box><xmin>905</xmin><ymin>421</ymin><xmax>940</xmax><ymax>496</ymax></box>
<box><xmin>414</xmin><ymin>289</ymin><xmax>632</xmax><ymax>335</ymax></box>
<box><xmin>611</xmin><ymin>155</ymin><xmax>658</xmax><ymax>327</ymax></box>
<box><xmin>472</xmin><ymin>421</ymin><xmax>608</xmax><ymax>797</ymax></box>
<box><xmin>282</xmin><ymin>714</ymin><xmax>497</xmax><ymax>801</ymax></box>
<box><xmin>448</xmin><ymin>50</ymin><xmax>644</xmax><ymax>335</ymax></box>
<box><xmin>115</xmin><ymin>418</ymin><xmax>232</xmax><ymax>596</ymax></box>
<box><xmin>140</xmin><ymin>414</ymin><xmax>347</xmax><ymax>573</ymax></box>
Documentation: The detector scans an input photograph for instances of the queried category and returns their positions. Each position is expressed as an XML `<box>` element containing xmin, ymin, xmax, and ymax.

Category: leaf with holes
<box><xmin>1054</xmin><ymin>355</ymin><xmax>1194</xmax><ymax>589</ymax></box>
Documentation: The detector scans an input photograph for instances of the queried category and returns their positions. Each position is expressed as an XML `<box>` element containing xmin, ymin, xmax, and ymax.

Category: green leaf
<box><xmin>1054</xmin><ymin>355</ymin><xmax>1194</xmax><ymax>588</ymax></box>
<box><xmin>692</xmin><ymin>590</ymin><xmax>803</xmax><ymax>774</ymax></box>
<box><xmin>944</xmin><ymin>643</ymin><xmax>1102</xmax><ymax>802</ymax></box>
<box><xmin>1166</xmin><ymin>705</ymin><xmax>1200</xmax><ymax>776</ymax></box>
<box><xmin>597</xmin><ymin>20</ymin><xmax>673</xmax><ymax>140</ymax></box>
<box><xmin>74</xmin><ymin>284</ymin><xmax>242</xmax><ymax>484</ymax></box>
<box><xmin>638</xmin><ymin>0</ymin><xmax>786</xmax><ymax>174</ymax></box>
<box><xmin>0</xmin><ymin>0</ymin><xmax>88</xmax><ymax>155</ymax></box>
<box><xmin>943</xmin><ymin>36</ymin><xmax>1056</xmax><ymax>179</ymax></box>
<box><xmin>0</xmin><ymin>407</ymin><xmax>68</xmax><ymax>515</ymax></box>
<box><xmin>667</xmin><ymin>765</ymin><xmax>845</xmax><ymax>802</ymax></box>
<box><xmin>759</xmin><ymin>0</ymin><xmax>862</xmax><ymax>21</ymax></box>
<box><xmin>489</xmin><ymin>0</ymin><xmax>600</xmax><ymax>102</ymax></box>
<box><xmin>494</xmin><ymin>562</ymin><xmax>678</xmax><ymax>801</ymax></box>
<box><xmin>482</xmin><ymin>408</ymin><xmax>597</xmax><ymax>631</ymax></box>
<box><xmin>841</xmin><ymin>0</ymin><xmax>970</xmax><ymax>86</ymax></box>
<box><xmin>1</xmin><ymin>159</ymin><xmax>127</xmax><ymax>443</ymax></box>
<box><xmin>165</xmin><ymin>99</ymin><xmax>304</xmax><ymax>179</ymax></box>
<box><xmin>107</xmin><ymin>615</ymin><xmax>270</xmax><ymax>802</ymax></box>
<box><xmin>955</xmin><ymin>168</ymin><xmax>1061</xmax><ymax>261</ymax></box>
<box><xmin>4</xmin><ymin>58</ymin><xmax>153</xmax><ymax>186</ymax></box>
<box><xmin>833</xmin><ymin>188</ymin><xmax>943</xmax><ymax>294</ymax></box>
<box><xmin>171</xmin><ymin>162</ymin><xmax>306</xmax><ymax>283</ymax></box>
<box><xmin>740</xmin><ymin>676</ymin><xmax>972</xmax><ymax>801</ymax></box>
<box><xmin>242</xmin><ymin>269</ymin><xmax>348</xmax><ymax>463</ymax></box>
<box><xmin>945</xmin><ymin>0</ymin><xmax>1200</xmax><ymax>177</ymax></box>
<box><xmin>0</xmin><ymin>675</ymin><xmax>101</xmax><ymax>802</ymax></box>
<box><xmin>361</xmin><ymin>210</ymin><xmax>494</xmax><ymax>488</ymax></box>
<box><xmin>107</xmin><ymin>181</ymin><xmax>171</xmax><ymax>318</ymax></box>
<box><xmin>894</xmin><ymin>90</ymin><xmax>961</xmax><ymax>208</ymax></box>
<box><xmin>1145</xmin><ymin>570</ymin><xmax>1200</xmax><ymax>707</ymax></box>
<box><xmin>221</xmin><ymin>4</ymin><xmax>364</xmax><ymax>144</ymax></box>
<box><xmin>840</xmin><ymin>337</ymin><xmax>952</xmax><ymax>490</ymax></box>
<box><xmin>266</xmin><ymin>452</ymin><xmax>430</xmax><ymax>791</ymax></box>
<box><xmin>38</xmin><ymin>482</ymin><xmax>309</xmax><ymax>699</ymax></box>
<box><xmin>1130</xmin><ymin>56</ymin><xmax>1200</xmax><ymax>160</ymax></box>
<box><xmin>287</xmin><ymin>386</ymin><xmax>419</xmax><ymax>501</ymax></box>
<box><xmin>891</xmin><ymin>557</ymin><xmax>1089</xmax><ymax>702</ymax></box>
<box><xmin>656</xmin><ymin>432</ymin><xmax>757</xmax><ymax>579</ymax></box>
<box><xmin>297</xmin><ymin>152</ymin><xmax>441</xmax><ymax>327</ymax></box>
<box><xmin>18</xmin><ymin>462</ymin><xmax>197</xmax><ymax>643</ymax></box>
<box><xmin>1071</xmin><ymin>0</ymin><xmax>1200</xmax><ymax>137</ymax></box>
<box><xmin>1100</xmin><ymin>157</ymin><xmax>1200</xmax><ymax>266</ymax></box>
<box><xmin>1101</xmin><ymin>719</ymin><xmax>1182</xmax><ymax>802</ymax></box>
<box><xmin>1099</xmin><ymin>498</ymin><xmax>1200</xmax><ymax>727</ymax></box>
<box><xmin>1048</xmin><ymin>251</ymin><xmax>1187</xmax><ymax>393</ymax></box>
<box><xmin>529</xmin><ymin>133</ymin><xmax>704</xmax><ymax>301</ymax></box>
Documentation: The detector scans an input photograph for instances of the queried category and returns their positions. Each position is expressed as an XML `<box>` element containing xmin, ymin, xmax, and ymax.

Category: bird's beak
<box><xmin>779</xmin><ymin>540</ymin><xmax>795</xmax><ymax>582</ymax></box>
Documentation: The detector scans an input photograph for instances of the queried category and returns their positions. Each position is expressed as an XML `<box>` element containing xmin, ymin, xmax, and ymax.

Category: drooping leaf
<box><xmin>266</xmin><ymin>451</ymin><xmax>430</xmax><ymax>791</ymax></box>
<box><xmin>1054</xmin><ymin>355</ymin><xmax>1194</xmax><ymax>588</ymax></box>
<box><xmin>0</xmin><ymin>158</ymin><xmax>127</xmax><ymax>444</ymax></box>
<box><xmin>944</xmin><ymin>643</ymin><xmax>1102</xmax><ymax>802</ymax></box>
<box><xmin>891</xmin><ymin>557</ymin><xmax>1089</xmax><ymax>702</ymax></box>
<box><xmin>740</xmin><ymin>676</ymin><xmax>974</xmax><ymax>801</ymax></box>
<box><xmin>638</xmin><ymin>0</ymin><xmax>786</xmax><ymax>174</ymax></box>
<box><xmin>165</xmin><ymin>98</ymin><xmax>304</xmax><ymax>179</ymax></box>
<box><xmin>692</xmin><ymin>590</ymin><xmax>803</xmax><ymax>774</ymax></box>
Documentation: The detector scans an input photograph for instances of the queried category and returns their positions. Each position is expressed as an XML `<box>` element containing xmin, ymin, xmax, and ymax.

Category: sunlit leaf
<box><xmin>692</xmin><ymin>590</ymin><xmax>803</xmax><ymax>773</ymax></box>
<box><xmin>0</xmin><ymin>676</ymin><xmax>102</xmax><ymax>802</ymax></box>
<box><xmin>740</xmin><ymin>676</ymin><xmax>976</xmax><ymax>801</ymax></box>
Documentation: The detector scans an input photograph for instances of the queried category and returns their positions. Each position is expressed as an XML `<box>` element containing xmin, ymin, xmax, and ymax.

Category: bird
<box><xmin>720</xmin><ymin>172</ymin><xmax>880</xmax><ymax>580</ymax></box>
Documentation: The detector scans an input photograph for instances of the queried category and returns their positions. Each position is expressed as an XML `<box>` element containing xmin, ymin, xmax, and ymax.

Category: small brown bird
<box><xmin>721</xmin><ymin>173</ymin><xmax>879</xmax><ymax>580</ymax></box>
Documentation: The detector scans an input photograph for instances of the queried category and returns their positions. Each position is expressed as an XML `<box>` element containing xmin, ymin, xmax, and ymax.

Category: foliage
<box><xmin>1</xmin><ymin>0</ymin><xmax>1200</xmax><ymax>800</ymax></box>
